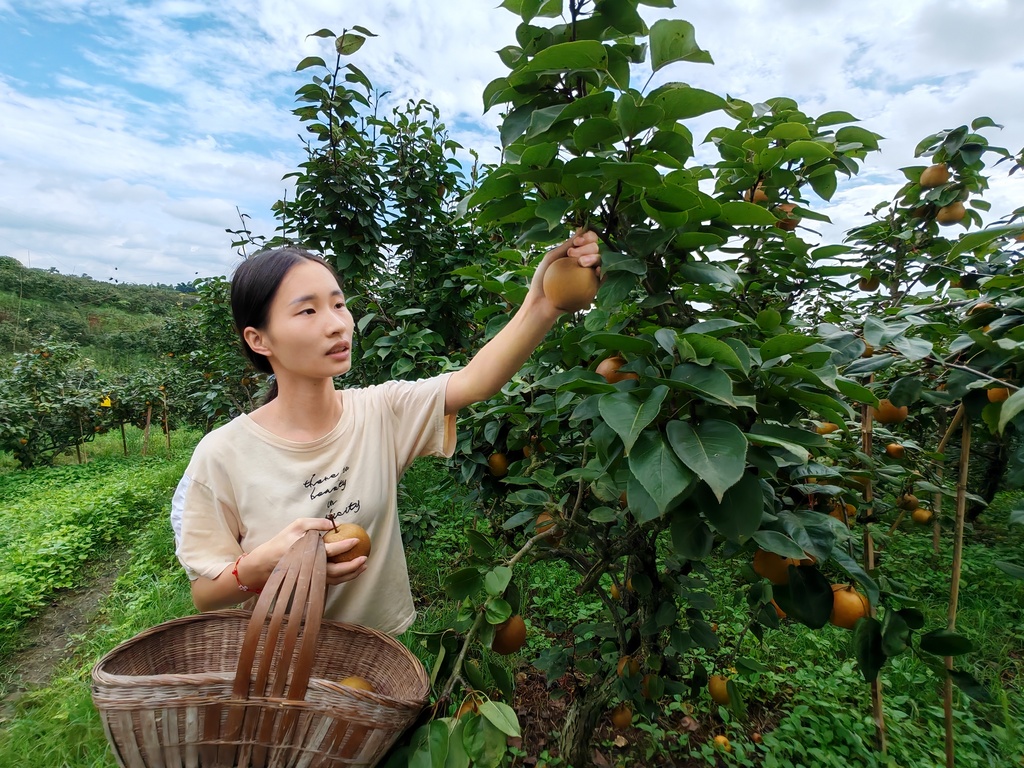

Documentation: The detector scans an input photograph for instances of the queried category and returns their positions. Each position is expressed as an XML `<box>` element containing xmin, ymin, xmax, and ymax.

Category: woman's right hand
<box><xmin>244</xmin><ymin>517</ymin><xmax>367</xmax><ymax>590</ymax></box>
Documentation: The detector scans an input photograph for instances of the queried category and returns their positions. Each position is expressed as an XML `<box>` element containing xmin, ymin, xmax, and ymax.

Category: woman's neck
<box><xmin>250</xmin><ymin>375</ymin><xmax>343</xmax><ymax>441</ymax></box>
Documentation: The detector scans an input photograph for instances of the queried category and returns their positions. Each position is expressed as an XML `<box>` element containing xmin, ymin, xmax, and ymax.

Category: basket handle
<box><xmin>218</xmin><ymin>530</ymin><xmax>327</xmax><ymax>762</ymax></box>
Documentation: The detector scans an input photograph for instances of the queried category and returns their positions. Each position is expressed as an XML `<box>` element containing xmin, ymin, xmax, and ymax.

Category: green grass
<box><xmin>0</xmin><ymin>428</ymin><xmax>199</xmax><ymax>663</ymax></box>
<box><xmin>0</xmin><ymin>507</ymin><xmax>194</xmax><ymax>767</ymax></box>
<box><xmin>0</xmin><ymin>457</ymin><xmax>1021</xmax><ymax>767</ymax></box>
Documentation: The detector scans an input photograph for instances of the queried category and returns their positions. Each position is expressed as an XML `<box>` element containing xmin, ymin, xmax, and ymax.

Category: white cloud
<box><xmin>0</xmin><ymin>0</ymin><xmax>1021</xmax><ymax>286</ymax></box>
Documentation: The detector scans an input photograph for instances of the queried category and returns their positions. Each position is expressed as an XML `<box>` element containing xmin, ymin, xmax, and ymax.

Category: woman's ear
<box><xmin>243</xmin><ymin>326</ymin><xmax>271</xmax><ymax>357</ymax></box>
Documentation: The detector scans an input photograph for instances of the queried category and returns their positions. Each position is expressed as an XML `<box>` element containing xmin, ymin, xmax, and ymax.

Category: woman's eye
<box><xmin>300</xmin><ymin>308</ymin><xmax>315</xmax><ymax>315</ymax></box>
<box><xmin>335</xmin><ymin>302</ymin><xmax>346</xmax><ymax>310</ymax></box>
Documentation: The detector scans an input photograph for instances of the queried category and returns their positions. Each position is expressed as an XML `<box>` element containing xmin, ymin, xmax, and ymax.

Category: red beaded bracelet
<box><xmin>232</xmin><ymin>553</ymin><xmax>261</xmax><ymax>594</ymax></box>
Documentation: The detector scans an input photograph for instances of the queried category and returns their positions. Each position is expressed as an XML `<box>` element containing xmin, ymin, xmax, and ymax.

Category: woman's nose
<box><xmin>326</xmin><ymin>308</ymin><xmax>351</xmax><ymax>334</ymax></box>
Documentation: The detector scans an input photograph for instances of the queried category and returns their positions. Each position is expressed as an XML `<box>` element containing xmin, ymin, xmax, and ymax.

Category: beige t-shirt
<box><xmin>172</xmin><ymin>373</ymin><xmax>456</xmax><ymax>635</ymax></box>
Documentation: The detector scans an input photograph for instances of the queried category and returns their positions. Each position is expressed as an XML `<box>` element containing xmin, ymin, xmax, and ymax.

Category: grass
<box><xmin>0</xmin><ymin>455</ymin><xmax>1020</xmax><ymax>767</ymax></box>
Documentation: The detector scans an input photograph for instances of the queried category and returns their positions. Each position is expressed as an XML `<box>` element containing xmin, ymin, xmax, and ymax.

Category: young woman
<box><xmin>171</xmin><ymin>231</ymin><xmax>600</xmax><ymax>635</ymax></box>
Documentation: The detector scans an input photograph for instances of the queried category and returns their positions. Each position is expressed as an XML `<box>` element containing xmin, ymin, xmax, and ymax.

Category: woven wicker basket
<box><xmin>92</xmin><ymin>530</ymin><xmax>429</xmax><ymax>768</ymax></box>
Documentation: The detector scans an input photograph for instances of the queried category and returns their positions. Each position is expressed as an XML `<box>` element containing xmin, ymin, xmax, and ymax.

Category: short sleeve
<box><xmin>380</xmin><ymin>373</ymin><xmax>456</xmax><ymax>470</ymax></box>
<box><xmin>173</xmin><ymin>457</ymin><xmax>245</xmax><ymax>582</ymax></box>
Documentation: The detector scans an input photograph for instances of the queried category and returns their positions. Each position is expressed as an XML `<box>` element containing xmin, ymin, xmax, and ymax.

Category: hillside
<box><xmin>0</xmin><ymin>256</ymin><xmax>198</xmax><ymax>367</ymax></box>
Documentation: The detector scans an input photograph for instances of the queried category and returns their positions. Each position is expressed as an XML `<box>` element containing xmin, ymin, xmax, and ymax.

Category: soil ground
<box><xmin>0</xmin><ymin>558</ymin><xmax>122</xmax><ymax>724</ymax></box>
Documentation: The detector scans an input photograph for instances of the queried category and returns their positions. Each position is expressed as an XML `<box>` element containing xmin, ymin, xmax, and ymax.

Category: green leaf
<box><xmin>830</xmin><ymin>548</ymin><xmax>880</xmax><ymax>605</ymax></box>
<box><xmin>835</xmin><ymin>125</ymin><xmax>881</xmax><ymax>150</ymax></box>
<box><xmin>897</xmin><ymin>608</ymin><xmax>925</xmax><ymax>631</ymax></box>
<box><xmin>295</xmin><ymin>56</ymin><xmax>327</xmax><ymax>71</ymax></box>
<box><xmin>583</xmin><ymin>332</ymin><xmax>656</xmax><ymax>354</ymax></box>
<box><xmin>716</xmin><ymin>201</ymin><xmax>779</xmax><ymax>226</ymax></box>
<box><xmin>971</xmin><ymin>116</ymin><xmax>1001</xmax><ymax>130</ymax></box>
<box><xmin>853</xmin><ymin>617</ymin><xmax>886</xmax><ymax>683</ymax></box>
<box><xmin>995</xmin><ymin>560</ymin><xmax>1024</xmax><ymax>581</ymax></box>
<box><xmin>444</xmin><ymin>568</ymin><xmax>483</xmax><ymax>600</ymax></box>
<box><xmin>443</xmin><ymin>719</ymin><xmax>471</xmax><ymax>768</ymax></box>
<box><xmin>616</xmin><ymin>93</ymin><xmax>665</xmax><ymax>139</ymax></box>
<box><xmin>751</xmin><ymin>531</ymin><xmax>806</xmax><ymax>559</ymax></box>
<box><xmin>524</xmin><ymin>40</ymin><xmax>608</xmax><ymax>73</ymax></box>
<box><xmin>997</xmin><ymin>387</ymin><xmax>1024</xmax><ymax>434</ymax></box>
<box><xmin>920</xmin><ymin>630</ymin><xmax>974</xmax><ymax>657</ymax></box>
<box><xmin>648</xmin><ymin>83</ymin><xmax>725</xmax><ymax>120</ymax></box>
<box><xmin>669</xmin><ymin>508</ymin><xmax>715</xmax><ymax>559</ymax></box>
<box><xmin>649</xmin><ymin>19</ymin><xmax>713</xmax><ymax>71</ymax></box>
<box><xmin>599</xmin><ymin>387</ymin><xmax>669</xmax><ymax>455</ymax></box>
<box><xmin>506</xmin><ymin>489</ymin><xmax>551</xmax><ymax>506</ymax></box>
<box><xmin>628</xmin><ymin>430</ymin><xmax>696</xmax><ymax>515</ymax></box>
<box><xmin>836</xmin><ymin>377</ymin><xmax>878</xmax><ymax>405</ymax></box>
<box><xmin>760</xmin><ymin>334</ymin><xmax>816</xmax><ymax>361</ymax></box>
<box><xmin>773</xmin><ymin>566</ymin><xmax>834</xmax><ymax>629</ymax></box>
<box><xmin>336</xmin><ymin>33</ymin><xmax>366</xmax><ymax>56</ymax></box>
<box><xmin>484</xmin><ymin>566</ymin><xmax>513</xmax><ymax>597</ymax></box>
<box><xmin>535</xmin><ymin>197</ymin><xmax>571</xmax><ymax>229</ymax></box>
<box><xmin>666</xmin><ymin>419</ymin><xmax>747</xmax><ymax>501</ymax></box>
<box><xmin>683</xmin><ymin>333</ymin><xmax>746</xmax><ymax>370</ymax></box>
<box><xmin>670</xmin><ymin>363</ymin><xmax>755</xmax><ymax>409</ymax></box>
<box><xmin>735</xmin><ymin>657</ymin><xmax>770</xmax><ymax>674</ymax></box>
<box><xmin>626</xmin><ymin>472</ymin><xmax>666</xmax><ymax>524</ymax></box>
<box><xmin>743</xmin><ymin>433</ymin><xmax>809</xmax><ymax>465</ymax></box>
<box><xmin>881</xmin><ymin>611</ymin><xmax>911</xmax><ymax>657</ymax></box>
<box><xmin>478</xmin><ymin>701</ymin><xmax>521</xmax><ymax>737</ymax></box>
<box><xmin>767</xmin><ymin>123</ymin><xmax>811</xmax><ymax>141</ymax></box>
<box><xmin>465</xmin><ymin>530</ymin><xmax>496</xmax><ymax>559</ymax></box>
<box><xmin>462</xmin><ymin>714</ymin><xmax>507</xmax><ymax>768</ymax></box>
<box><xmin>808</xmin><ymin>170</ymin><xmax>839</xmax><ymax>201</ymax></box>
<box><xmin>573</xmin><ymin>117</ymin><xmax>621</xmax><ymax>150</ymax></box>
<box><xmin>783</xmin><ymin>140</ymin><xmax>834</xmax><ymax>163</ymax></box>
<box><xmin>697</xmin><ymin>473</ymin><xmax>763</xmax><ymax>541</ymax></box>
<box><xmin>948</xmin><ymin>669</ymin><xmax>992</xmax><ymax>702</ymax></box>
<box><xmin>484</xmin><ymin>598</ymin><xmax>512</xmax><ymax>625</ymax></box>
<box><xmin>599</xmin><ymin>161</ymin><xmax>663</xmax><ymax>187</ymax></box>
<box><xmin>408</xmin><ymin>720</ymin><xmax>450</xmax><ymax>768</ymax></box>
<box><xmin>817</xmin><ymin>110</ymin><xmax>859</xmax><ymax>126</ymax></box>
<box><xmin>597</xmin><ymin>0</ymin><xmax>645</xmax><ymax>34</ymax></box>
<box><xmin>677</xmin><ymin>262</ymin><xmax>741</xmax><ymax>288</ymax></box>
<box><xmin>890</xmin><ymin>335</ymin><xmax>933</xmax><ymax>361</ymax></box>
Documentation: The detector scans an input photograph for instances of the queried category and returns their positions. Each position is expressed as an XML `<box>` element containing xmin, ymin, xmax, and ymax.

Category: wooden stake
<box><xmin>142</xmin><ymin>405</ymin><xmax>152</xmax><ymax>456</ymax></box>
<box><xmin>120</xmin><ymin>422</ymin><xmax>128</xmax><ymax>456</ymax></box>
<box><xmin>861</xmin><ymin>399</ymin><xmax>887</xmax><ymax>754</ymax></box>
<box><xmin>934</xmin><ymin>405</ymin><xmax>964</xmax><ymax>557</ymax></box>
<box><xmin>944</xmin><ymin>417</ymin><xmax>971</xmax><ymax>768</ymax></box>
<box><xmin>163</xmin><ymin>397</ymin><xmax>171</xmax><ymax>457</ymax></box>
<box><xmin>76</xmin><ymin>415</ymin><xmax>85</xmax><ymax>464</ymax></box>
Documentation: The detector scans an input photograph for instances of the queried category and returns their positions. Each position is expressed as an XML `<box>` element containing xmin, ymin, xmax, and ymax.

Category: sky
<box><xmin>0</xmin><ymin>0</ymin><xmax>1022</xmax><ymax>287</ymax></box>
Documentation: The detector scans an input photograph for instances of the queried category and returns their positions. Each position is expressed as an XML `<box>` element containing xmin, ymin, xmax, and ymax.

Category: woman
<box><xmin>171</xmin><ymin>231</ymin><xmax>600</xmax><ymax>635</ymax></box>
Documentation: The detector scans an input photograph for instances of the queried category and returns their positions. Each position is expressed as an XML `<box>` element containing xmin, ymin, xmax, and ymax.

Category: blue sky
<box><xmin>1</xmin><ymin>0</ymin><xmax>1022</xmax><ymax>286</ymax></box>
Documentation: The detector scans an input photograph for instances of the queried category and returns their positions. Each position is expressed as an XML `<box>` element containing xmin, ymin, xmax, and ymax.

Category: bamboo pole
<box><xmin>861</xmin><ymin>399</ymin><xmax>887</xmax><ymax>754</ymax></box>
<box><xmin>944</xmin><ymin>418</ymin><xmax>971</xmax><ymax>768</ymax></box>
<box><xmin>932</xmin><ymin>405</ymin><xmax>964</xmax><ymax>555</ymax></box>
<box><xmin>142</xmin><ymin>405</ymin><xmax>152</xmax><ymax>456</ymax></box>
<box><xmin>163</xmin><ymin>397</ymin><xmax>171</xmax><ymax>457</ymax></box>
<box><xmin>120</xmin><ymin>422</ymin><xmax>128</xmax><ymax>456</ymax></box>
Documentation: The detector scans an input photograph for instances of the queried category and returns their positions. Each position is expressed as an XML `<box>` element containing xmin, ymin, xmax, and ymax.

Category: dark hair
<box><xmin>231</xmin><ymin>246</ymin><xmax>341</xmax><ymax>403</ymax></box>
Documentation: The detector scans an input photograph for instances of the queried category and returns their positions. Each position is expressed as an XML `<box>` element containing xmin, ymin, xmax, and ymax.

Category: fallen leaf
<box><xmin>680</xmin><ymin>715</ymin><xmax>700</xmax><ymax>733</ymax></box>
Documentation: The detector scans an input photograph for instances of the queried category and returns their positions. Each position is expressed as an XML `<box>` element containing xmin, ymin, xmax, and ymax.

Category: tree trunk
<box><xmin>559</xmin><ymin>675</ymin><xmax>615</xmax><ymax>767</ymax></box>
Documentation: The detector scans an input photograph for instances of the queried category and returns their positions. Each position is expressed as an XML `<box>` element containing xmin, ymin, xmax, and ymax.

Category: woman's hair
<box><xmin>230</xmin><ymin>246</ymin><xmax>341</xmax><ymax>403</ymax></box>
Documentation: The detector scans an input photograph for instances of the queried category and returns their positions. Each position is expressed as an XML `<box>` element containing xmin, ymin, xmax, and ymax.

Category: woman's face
<box><xmin>248</xmin><ymin>259</ymin><xmax>354</xmax><ymax>381</ymax></box>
